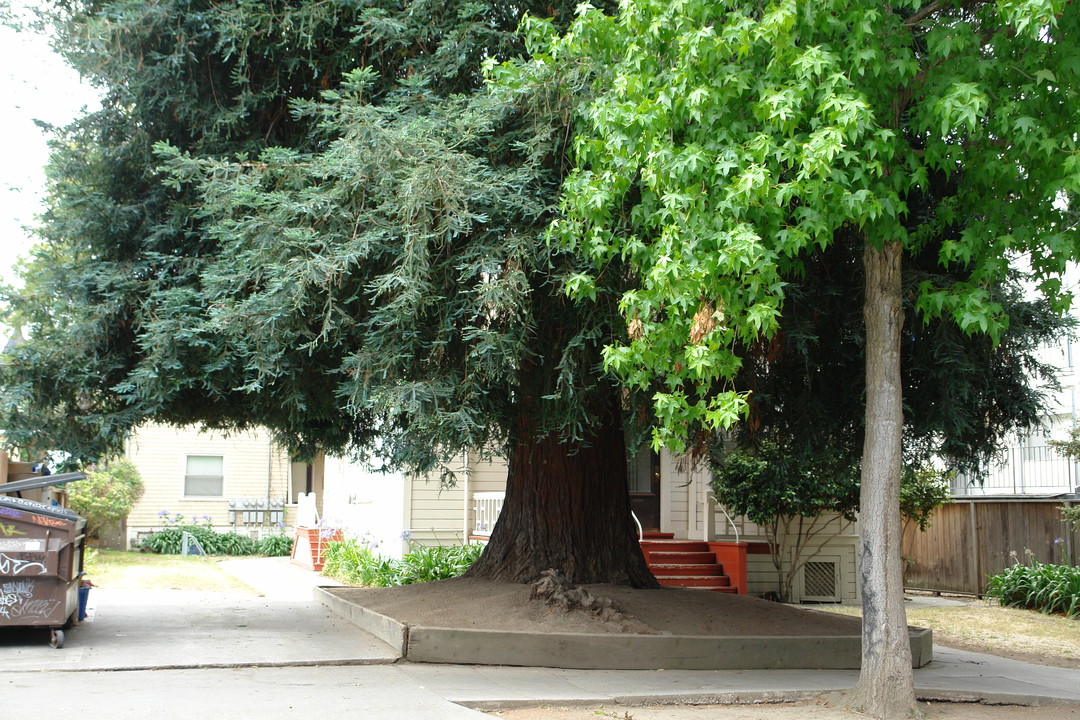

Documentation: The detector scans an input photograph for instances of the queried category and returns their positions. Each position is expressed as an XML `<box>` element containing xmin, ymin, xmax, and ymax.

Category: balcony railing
<box><xmin>472</xmin><ymin>491</ymin><xmax>504</xmax><ymax>537</ymax></box>
<box><xmin>953</xmin><ymin>445</ymin><xmax>1078</xmax><ymax>496</ymax></box>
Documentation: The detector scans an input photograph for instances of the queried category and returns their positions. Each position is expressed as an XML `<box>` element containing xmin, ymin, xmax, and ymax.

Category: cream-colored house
<box><xmin>123</xmin><ymin>424</ymin><xmax>307</xmax><ymax>549</ymax></box>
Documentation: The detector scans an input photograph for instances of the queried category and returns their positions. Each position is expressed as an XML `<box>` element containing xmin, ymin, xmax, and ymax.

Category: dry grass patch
<box><xmin>85</xmin><ymin>549</ymin><xmax>258</xmax><ymax>594</ymax></box>
<box><xmin>815</xmin><ymin>598</ymin><xmax>1080</xmax><ymax>668</ymax></box>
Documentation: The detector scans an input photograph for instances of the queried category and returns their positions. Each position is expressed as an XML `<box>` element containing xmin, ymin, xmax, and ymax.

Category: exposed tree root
<box><xmin>529</xmin><ymin>568</ymin><xmax>646</xmax><ymax>631</ymax></box>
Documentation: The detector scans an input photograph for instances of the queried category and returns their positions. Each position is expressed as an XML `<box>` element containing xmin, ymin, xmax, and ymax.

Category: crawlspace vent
<box><xmin>803</xmin><ymin>560</ymin><xmax>838</xmax><ymax>599</ymax></box>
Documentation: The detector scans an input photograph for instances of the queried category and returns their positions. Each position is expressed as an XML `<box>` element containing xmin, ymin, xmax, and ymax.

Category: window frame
<box><xmin>183</xmin><ymin>454</ymin><xmax>225</xmax><ymax>499</ymax></box>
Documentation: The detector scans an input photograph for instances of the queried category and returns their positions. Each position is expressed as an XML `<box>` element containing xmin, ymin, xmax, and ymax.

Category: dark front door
<box><xmin>628</xmin><ymin>448</ymin><xmax>661</xmax><ymax>532</ymax></box>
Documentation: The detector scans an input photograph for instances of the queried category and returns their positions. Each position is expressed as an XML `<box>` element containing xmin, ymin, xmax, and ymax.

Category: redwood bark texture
<box><xmin>847</xmin><ymin>241</ymin><xmax>919</xmax><ymax>719</ymax></box>
<box><xmin>465</xmin><ymin>392</ymin><xmax>659</xmax><ymax>588</ymax></box>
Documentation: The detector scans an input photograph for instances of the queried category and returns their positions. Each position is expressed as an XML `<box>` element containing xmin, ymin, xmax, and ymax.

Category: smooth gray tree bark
<box><xmin>847</xmin><ymin>240</ymin><xmax>919</xmax><ymax>719</ymax></box>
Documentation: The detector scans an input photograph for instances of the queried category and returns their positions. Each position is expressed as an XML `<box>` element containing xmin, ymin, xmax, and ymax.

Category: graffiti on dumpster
<box><xmin>0</xmin><ymin>506</ymin><xmax>21</xmax><ymax>519</ymax></box>
<box><xmin>1</xmin><ymin>579</ymin><xmax>35</xmax><ymax>617</ymax></box>
<box><xmin>0</xmin><ymin>521</ymin><xmax>25</xmax><ymax>537</ymax></box>
<box><xmin>2</xmin><ymin>579</ymin><xmax>35</xmax><ymax>597</ymax></box>
<box><xmin>27</xmin><ymin>514</ymin><xmax>67</xmax><ymax>529</ymax></box>
<box><xmin>0</xmin><ymin>580</ymin><xmax>60</xmax><ymax>620</ymax></box>
<box><xmin>0</xmin><ymin>552</ymin><xmax>47</xmax><ymax>576</ymax></box>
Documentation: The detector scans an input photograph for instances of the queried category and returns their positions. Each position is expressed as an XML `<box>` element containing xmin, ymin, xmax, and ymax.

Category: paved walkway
<box><xmin>2</xmin><ymin>557</ymin><xmax>1077</xmax><ymax>719</ymax></box>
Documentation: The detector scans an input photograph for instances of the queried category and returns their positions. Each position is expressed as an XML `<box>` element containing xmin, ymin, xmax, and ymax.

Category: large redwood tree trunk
<box><xmin>465</xmin><ymin>389</ymin><xmax>659</xmax><ymax>588</ymax></box>
<box><xmin>847</xmin><ymin>240</ymin><xmax>918</xmax><ymax>718</ymax></box>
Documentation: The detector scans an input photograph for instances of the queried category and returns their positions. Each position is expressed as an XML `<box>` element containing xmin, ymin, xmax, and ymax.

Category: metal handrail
<box><xmin>631</xmin><ymin>510</ymin><xmax>643</xmax><ymax>543</ymax></box>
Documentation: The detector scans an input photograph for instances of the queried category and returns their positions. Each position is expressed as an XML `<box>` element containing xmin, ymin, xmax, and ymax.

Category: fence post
<box><xmin>1066</xmin><ymin>500</ymin><xmax>1075</xmax><ymax>567</ymax></box>
<box><xmin>968</xmin><ymin>501</ymin><xmax>981</xmax><ymax>596</ymax></box>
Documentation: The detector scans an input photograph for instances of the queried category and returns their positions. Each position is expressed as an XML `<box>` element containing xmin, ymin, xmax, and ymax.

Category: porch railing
<box><xmin>472</xmin><ymin>491</ymin><xmax>505</xmax><ymax>537</ymax></box>
<box><xmin>953</xmin><ymin>445</ymin><xmax>1078</xmax><ymax>496</ymax></box>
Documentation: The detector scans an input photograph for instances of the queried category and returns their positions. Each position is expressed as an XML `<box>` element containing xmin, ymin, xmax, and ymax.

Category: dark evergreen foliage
<box><xmin>731</xmin><ymin>233</ymin><xmax>1067</xmax><ymax>475</ymax></box>
<box><xmin>2</xmin><ymin>0</ymin><xmax>655</xmax><ymax>585</ymax></box>
<box><xmin>2</xmin><ymin>0</ymin><xmax>622</xmax><ymax>468</ymax></box>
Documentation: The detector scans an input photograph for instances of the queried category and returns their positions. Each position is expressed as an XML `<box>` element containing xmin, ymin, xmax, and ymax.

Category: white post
<box><xmin>701</xmin><ymin>467</ymin><xmax>716</xmax><ymax>542</ymax></box>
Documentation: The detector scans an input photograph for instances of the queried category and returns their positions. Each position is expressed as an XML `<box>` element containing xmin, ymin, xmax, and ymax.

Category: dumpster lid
<box><xmin>0</xmin><ymin>495</ymin><xmax>82</xmax><ymax>522</ymax></box>
<box><xmin>0</xmin><ymin>471</ymin><xmax>87</xmax><ymax>495</ymax></box>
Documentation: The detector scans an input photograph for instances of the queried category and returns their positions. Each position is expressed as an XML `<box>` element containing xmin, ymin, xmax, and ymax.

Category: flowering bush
<box><xmin>986</xmin><ymin>550</ymin><xmax>1080</xmax><ymax>618</ymax></box>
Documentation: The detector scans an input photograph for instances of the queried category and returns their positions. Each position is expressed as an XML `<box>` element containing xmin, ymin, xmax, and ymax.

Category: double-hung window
<box><xmin>184</xmin><ymin>455</ymin><xmax>224</xmax><ymax>498</ymax></box>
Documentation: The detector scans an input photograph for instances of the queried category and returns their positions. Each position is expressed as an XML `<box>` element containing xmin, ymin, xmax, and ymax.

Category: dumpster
<box><xmin>0</xmin><ymin>496</ymin><xmax>87</xmax><ymax>648</ymax></box>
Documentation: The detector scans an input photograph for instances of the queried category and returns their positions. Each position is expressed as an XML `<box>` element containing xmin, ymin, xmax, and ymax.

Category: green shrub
<box><xmin>321</xmin><ymin>538</ymin><xmax>484</xmax><ymax>587</ymax></box>
<box><xmin>256</xmin><ymin>532</ymin><xmax>294</xmax><ymax>557</ymax></box>
<box><xmin>986</xmin><ymin>552</ymin><xmax>1080</xmax><ymax>618</ymax></box>
<box><xmin>141</xmin><ymin>512</ymin><xmax>257</xmax><ymax>556</ymax></box>
<box><xmin>321</xmin><ymin>538</ymin><xmax>400</xmax><ymax>586</ymax></box>
<box><xmin>396</xmin><ymin>543</ymin><xmax>485</xmax><ymax>584</ymax></box>
<box><xmin>900</xmin><ymin>465</ymin><xmax>952</xmax><ymax>532</ymax></box>
<box><xmin>1062</xmin><ymin>504</ymin><xmax>1080</xmax><ymax>530</ymax></box>
<box><xmin>211</xmin><ymin>531</ymin><xmax>257</xmax><ymax>556</ymax></box>
<box><xmin>67</xmin><ymin>458</ymin><xmax>144</xmax><ymax>543</ymax></box>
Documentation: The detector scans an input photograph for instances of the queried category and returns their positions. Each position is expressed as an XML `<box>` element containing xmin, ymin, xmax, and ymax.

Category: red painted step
<box><xmin>650</xmin><ymin>563</ymin><xmax>725</xmax><ymax>577</ymax></box>
<box><xmin>641</xmin><ymin>539</ymin><xmax>711</xmax><ymax>554</ymax></box>
<box><xmin>645</xmin><ymin>551</ymin><xmax>716</xmax><ymax>564</ymax></box>
<box><xmin>640</xmin><ymin>536</ymin><xmax>739</xmax><ymax>593</ymax></box>
<box><xmin>659</xmin><ymin>575</ymin><xmax>733</xmax><ymax>588</ymax></box>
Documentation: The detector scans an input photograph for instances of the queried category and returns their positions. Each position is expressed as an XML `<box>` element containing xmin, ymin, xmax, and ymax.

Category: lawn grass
<box><xmin>84</xmin><ymin>549</ymin><xmax>258</xmax><ymax>594</ymax></box>
<box><xmin>815</xmin><ymin>597</ymin><xmax>1080</xmax><ymax>667</ymax></box>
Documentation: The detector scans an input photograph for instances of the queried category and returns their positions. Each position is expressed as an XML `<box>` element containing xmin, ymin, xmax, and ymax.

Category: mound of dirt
<box><xmin>325</xmin><ymin>576</ymin><xmax>865</xmax><ymax>637</ymax></box>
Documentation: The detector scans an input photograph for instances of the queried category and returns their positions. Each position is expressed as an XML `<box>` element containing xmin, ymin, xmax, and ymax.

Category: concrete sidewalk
<box><xmin>4</xmin><ymin>556</ymin><xmax>1076</xmax><ymax>718</ymax></box>
<box><xmin>225</xmin><ymin>558</ymin><xmax>1080</xmax><ymax>709</ymax></box>
<box><xmin>5</xmin><ymin>653</ymin><xmax>1078</xmax><ymax>720</ymax></box>
<box><xmin>399</xmin><ymin>649</ymin><xmax>1080</xmax><ymax>710</ymax></box>
<box><xmin>0</xmin><ymin>588</ymin><xmax>399</xmax><ymax>672</ymax></box>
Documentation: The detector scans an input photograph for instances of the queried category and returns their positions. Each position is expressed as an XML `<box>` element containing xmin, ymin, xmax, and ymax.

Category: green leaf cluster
<box><xmin>710</xmin><ymin>441</ymin><xmax>860</xmax><ymax>526</ymax></box>
<box><xmin>899</xmin><ymin>466</ymin><xmax>952</xmax><ymax>533</ymax></box>
<box><xmin>509</xmin><ymin>0</ymin><xmax>1080</xmax><ymax>451</ymax></box>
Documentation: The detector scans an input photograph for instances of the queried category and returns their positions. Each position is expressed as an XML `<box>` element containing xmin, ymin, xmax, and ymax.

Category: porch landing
<box><xmin>316</xmin><ymin>578</ymin><xmax>932</xmax><ymax>671</ymax></box>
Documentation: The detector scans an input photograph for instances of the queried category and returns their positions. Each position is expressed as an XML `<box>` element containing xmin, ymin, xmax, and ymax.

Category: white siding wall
<box><xmin>125</xmin><ymin>424</ymin><xmax>294</xmax><ymax>548</ymax></box>
<box><xmin>321</xmin><ymin>454</ymin><xmax>407</xmax><ymax>558</ymax></box>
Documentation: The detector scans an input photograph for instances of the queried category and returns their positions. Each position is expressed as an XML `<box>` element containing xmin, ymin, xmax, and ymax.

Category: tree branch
<box><xmin>903</xmin><ymin>0</ymin><xmax>994</xmax><ymax>28</ymax></box>
<box><xmin>903</xmin><ymin>0</ymin><xmax>945</xmax><ymax>28</ymax></box>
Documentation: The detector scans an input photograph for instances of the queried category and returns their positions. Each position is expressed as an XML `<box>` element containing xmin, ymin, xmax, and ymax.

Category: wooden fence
<box><xmin>902</xmin><ymin>498</ymin><xmax>1078</xmax><ymax>595</ymax></box>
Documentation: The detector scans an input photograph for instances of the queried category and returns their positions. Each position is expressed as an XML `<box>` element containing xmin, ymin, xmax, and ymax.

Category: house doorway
<box><xmin>628</xmin><ymin>447</ymin><xmax>661</xmax><ymax>532</ymax></box>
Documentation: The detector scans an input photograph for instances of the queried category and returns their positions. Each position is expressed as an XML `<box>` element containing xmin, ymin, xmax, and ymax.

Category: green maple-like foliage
<box><xmin>515</xmin><ymin>0</ymin><xmax>1080</xmax><ymax>448</ymax></box>
<box><xmin>1</xmin><ymin>0</ymin><xmax>628</xmax><ymax>471</ymax></box>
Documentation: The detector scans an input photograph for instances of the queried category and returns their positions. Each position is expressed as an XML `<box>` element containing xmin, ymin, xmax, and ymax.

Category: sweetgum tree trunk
<box><xmin>465</xmin><ymin>390</ymin><xmax>659</xmax><ymax>588</ymax></box>
<box><xmin>847</xmin><ymin>241</ymin><xmax>918</xmax><ymax>719</ymax></box>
